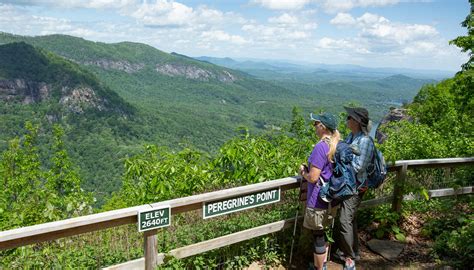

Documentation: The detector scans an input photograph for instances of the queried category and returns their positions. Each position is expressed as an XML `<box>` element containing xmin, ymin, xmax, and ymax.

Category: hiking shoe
<box><xmin>322</xmin><ymin>262</ymin><xmax>327</xmax><ymax>270</ymax></box>
<box><xmin>354</xmin><ymin>252</ymin><xmax>361</xmax><ymax>261</ymax></box>
<box><xmin>308</xmin><ymin>262</ymin><xmax>327</xmax><ymax>270</ymax></box>
<box><xmin>343</xmin><ymin>258</ymin><xmax>356</xmax><ymax>270</ymax></box>
<box><xmin>332</xmin><ymin>249</ymin><xmax>345</xmax><ymax>262</ymax></box>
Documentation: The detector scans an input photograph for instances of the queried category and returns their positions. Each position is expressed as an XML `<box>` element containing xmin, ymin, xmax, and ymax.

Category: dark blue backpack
<box><xmin>319</xmin><ymin>142</ymin><xmax>358</xmax><ymax>202</ymax></box>
<box><xmin>366</xmin><ymin>137</ymin><xmax>388</xmax><ymax>188</ymax></box>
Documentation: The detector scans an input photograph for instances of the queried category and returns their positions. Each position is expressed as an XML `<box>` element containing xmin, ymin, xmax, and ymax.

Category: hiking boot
<box><xmin>332</xmin><ymin>249</ymin><xmax>345</xmax><ymax>262</ymax></box>
<box><xmin>354</xmin><ymin>252</ymin><xmax>361</xmax><ymax>261</ymax></box>
<box><xmin>308</xmin><ymin>262</ymin><xmax>327</xmax><ymax>270</ymax></box>
<box><xmin>343</xmin><ymin>258</ymin><xmax>356</xmax><ymax>270</ymax></box>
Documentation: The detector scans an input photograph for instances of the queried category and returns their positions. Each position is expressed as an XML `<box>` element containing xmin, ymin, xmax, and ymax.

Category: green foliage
<box><xmin>449</xmin><ymin>0</ymin><xmax>474</xmax><ymax>71</ymax></box>
<box><xmin>380</xmin><ymin>121</ymin><xmax>449</xmax><ymax>162</ymax></box>
<box><xmin>111</xmin><ymin>146</ymin><xmax>212</xmax><ymax>206</ymax></box>
<box><xmin>380</xmin><ymin>71</ymin><xmax>474</xmax><ymax>163</ymax></box>
<box><xmin>406</xmin><ymin>196</ymin><xmax>473</xmax><ymax>268</ymax></box>
<box><xmin>44</xmin><ymin>125</ymin><xmax>94</xmax><ymax>220</ymax></box>
<box><xmin>0</xmin><ymin>122</ymin><xmax>93</xmax><ymax>230</ymax></box>
<box><xmin>105</xmin><ymin>125</ymin><xmax>310</xmax><ymax>209</ymax></box>
<box><xmin>1</xmin><ymin>11</ymin><xmax>474</xmax><ymax>268</ymax></box>
<box><xmin>358</xmin><ymin>205</ymin><xmax>405</xmax><ymax>241</ymax></box>
<box><xmin>0</xmin><ymin>33</ymin><xmax>437</xmax><ymax>204</ymax></box>
<box><xmin>290</xmin><ymin>106</ymin><xmax>307</xmax><ymax>139</ymax></box>
<box><xmin>213</xmin><ymin>133</ymin><xmax>307</xmax><ymax>186</ymax></box>
<box><xmin>0</xmin><ymin>122</ymin><xmax>44</xmax><ymax>228</ymax></box>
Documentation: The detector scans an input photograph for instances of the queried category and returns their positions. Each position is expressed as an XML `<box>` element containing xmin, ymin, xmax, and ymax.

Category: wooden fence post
<box><xmin>391</xmin><ymin>163</ymin><xmax>407</xmax><ymax>214</ymax></box>
<box><xmin>144</xmin><ymin>229</ymin><xmax>158</xmax><ymax>270</ymax></box>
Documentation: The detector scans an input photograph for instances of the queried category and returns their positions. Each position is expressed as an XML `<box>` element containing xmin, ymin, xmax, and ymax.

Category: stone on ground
<box><xmin>367</xmin><ymin>239</ymin><xmax>405</xmax><ymax>261</ymax></box>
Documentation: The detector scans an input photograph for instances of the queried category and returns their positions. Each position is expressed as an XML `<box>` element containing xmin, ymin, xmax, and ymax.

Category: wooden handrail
<box><xmin>0</xmin><ymin>177</ymin><xmax>299</xmax><ymax>250</ymax></box>
<box><xmin>387</xmin><ymin>157</ymin><xmax>474</xmax><ymax>172</ymax></box>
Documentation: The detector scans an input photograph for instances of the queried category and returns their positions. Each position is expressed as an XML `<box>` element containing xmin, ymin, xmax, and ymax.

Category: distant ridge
<box><xmin>195</xmin><ymin>55</ymin><xmax>453</xmax><ymax>80</ymax></box>
<box><xmin>0</xmin><ymin>42</ymin><xmax>133</xmax><ymax>114</ymax></box>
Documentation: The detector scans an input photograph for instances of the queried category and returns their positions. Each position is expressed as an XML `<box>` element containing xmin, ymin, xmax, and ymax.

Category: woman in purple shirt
<box><xmin>299</xmin><ymin>112</ymin><xmax>340</xmax><ymax>270</ymax></box>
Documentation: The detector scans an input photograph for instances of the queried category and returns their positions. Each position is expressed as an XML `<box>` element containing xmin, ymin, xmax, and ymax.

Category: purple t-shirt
<box><xmin>306</xmin><ymin>140</ymin><xmax>333</xmax><ymax>208</ymax></box>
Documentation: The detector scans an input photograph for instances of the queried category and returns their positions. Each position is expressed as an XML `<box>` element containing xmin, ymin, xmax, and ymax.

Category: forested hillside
<box><xmin>197</xmin><ymin>56</ymin><xmax>438</xmax><ymax>118</ymax></box>
<box><xmin>0</xmin><ymin>32</ymin><xmax>438</xmax><ymax>204</ymax></box>
<box><xmin>0</xmin><ymin>33</ymin><xmax>300</xmax><ymax>203</ymax></box>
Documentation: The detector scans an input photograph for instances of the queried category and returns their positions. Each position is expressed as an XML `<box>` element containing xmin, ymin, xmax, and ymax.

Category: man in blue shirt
<box><xmin>335</xmin><ymin>106</ymin><xmax>374</xmax><ymax>270</ymax></box>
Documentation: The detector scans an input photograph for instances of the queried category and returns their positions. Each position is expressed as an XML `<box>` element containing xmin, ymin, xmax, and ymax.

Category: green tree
<box><xmin>0</xmin><ymin>122</ymin><xmax>46</xmax><ymax>229</ymax></box>
<box><xmin>450</xmin><ymin>0</ymin><xmax>474</xmax><ymax>71</ymax></box>
<box><xmin>0</xmin><ymin>123</ymin><xmax>93</xmax><ymax>230</ymax></box>
<box><xmin>289</xmin><ymin>106</ymin><xmax>307</xmax><ymax>139</ymax></box>
<box><xmin>44</xmin><ymin>125</ymin><xmax>93</xmax><ymax>220</ymax></box>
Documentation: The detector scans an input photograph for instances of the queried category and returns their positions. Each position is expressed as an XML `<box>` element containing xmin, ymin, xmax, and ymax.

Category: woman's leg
<box><xmin>313</xmin><ymin>230</ymin><xmax>327</xmax><ymax>269</ymax></box>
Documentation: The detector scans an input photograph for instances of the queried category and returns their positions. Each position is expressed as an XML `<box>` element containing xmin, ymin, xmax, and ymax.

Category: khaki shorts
<box><xmin>303</xmin><ymin>206</ymin><xmax>338</xmax><ymax>231</ymax></box>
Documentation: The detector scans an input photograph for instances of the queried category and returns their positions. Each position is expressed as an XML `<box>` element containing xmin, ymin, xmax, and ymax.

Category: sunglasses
<box><xmin>313</xmin><ymin>122</ymin><xmax>323</xmax><ymax>128</ymax></box>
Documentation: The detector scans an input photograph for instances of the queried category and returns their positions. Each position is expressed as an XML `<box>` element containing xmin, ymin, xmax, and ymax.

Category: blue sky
<box><xmin>0</xmin><ymin>0</ymin><xmax>470</xmax><ymax>71</ymax></box>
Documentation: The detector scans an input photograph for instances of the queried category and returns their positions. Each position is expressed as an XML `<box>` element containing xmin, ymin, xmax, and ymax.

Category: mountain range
<box><xmin>0</xmin><ymin>32</ymin><xmax>438</xmax><ymax>204</ymax></box>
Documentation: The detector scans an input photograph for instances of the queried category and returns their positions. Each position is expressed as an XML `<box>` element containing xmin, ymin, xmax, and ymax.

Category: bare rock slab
<box><xmin>367</xmin><ymin>239</ymin><xmax>405</xmax><ymax>261</ymax></box>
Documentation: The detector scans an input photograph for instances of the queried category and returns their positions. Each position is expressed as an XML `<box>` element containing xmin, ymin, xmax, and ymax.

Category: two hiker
<box><xmin>299</xmin><ymin>106</ymin><xmax>374</xmax><ymax>270</ymax></box>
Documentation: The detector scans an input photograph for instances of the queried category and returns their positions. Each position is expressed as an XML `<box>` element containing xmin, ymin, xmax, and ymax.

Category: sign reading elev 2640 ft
<box><xmin>138</xmin><ymin>206</ymin><xmax>170</xmax><ymax>232</ymax></box>
<box><xmin>203</xmin><ymin>188</ymin><xmax>280</xmax><ymax>219</ymax></box>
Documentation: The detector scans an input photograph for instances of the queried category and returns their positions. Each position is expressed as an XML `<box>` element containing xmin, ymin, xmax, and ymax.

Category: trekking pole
<box><xmin>288</xmin><ymin>174</ymin><xmax>305</xmax><ymax>268</ymax></box>
<box><xmin>326</xmin><ymin>209</ymin><xmax>336</xmax><ymax>263</ymax></box>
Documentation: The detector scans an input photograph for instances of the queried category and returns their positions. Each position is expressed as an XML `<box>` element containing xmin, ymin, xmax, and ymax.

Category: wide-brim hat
<box><xmin>310</xmin><ymin>112</ymin><xmax>338</xmax><ymax>131</ymax></box>
<box><xmin>344</xmin><ymin>106</ymin><xmax>369</xmax><ymax>127</ymax></box>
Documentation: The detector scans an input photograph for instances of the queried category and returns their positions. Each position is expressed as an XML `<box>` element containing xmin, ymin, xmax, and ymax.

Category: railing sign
<box><xmin>203</xmin><ymin>188</ymin><xmax>280</xmax><ymax>219</ymax></box>
<box><xmin>138</xmin><ymin>205</ymin><xmax>171</xmax><ymax>232</ymax></box>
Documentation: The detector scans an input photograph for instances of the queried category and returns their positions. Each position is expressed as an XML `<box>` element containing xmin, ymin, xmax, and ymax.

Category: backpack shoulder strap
<box><xmin>322</xmin><ymin>137</ymin><xmax>331</xmax><ymax>145</ymax></box>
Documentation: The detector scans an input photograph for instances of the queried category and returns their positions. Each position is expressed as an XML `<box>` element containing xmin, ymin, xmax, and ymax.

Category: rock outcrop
<box><xmin>83</xmin><ymin>59</ymin><xmax>144</xmax><ymax>73</ymax></box>
<box><xmin>0</xmin><ymin>79</ymin><xmax>111</xmax><ymax>114</ymax></box>
<box><xmin>59</xmin><ymin>86</ymin><xmax>108</xmax><ymax>113</ymax></box>
<box><xmin>155</xmin><ymin>63</ymin><xmax>237</xmax><ymax>83</ymax></box>
<box><xmin>0</xmin><ymin>79</ymin><xmax>50</xmax><ymax>104</ymax></box>
<box><xmin>376</xmin><ymin>107</ymin><xmax>412</xmax><ymax>143</ymax></box>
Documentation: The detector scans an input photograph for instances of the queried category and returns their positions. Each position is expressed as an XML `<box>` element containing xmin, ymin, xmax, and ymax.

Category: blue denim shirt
<box><xmin>345</xmin><ymin>132</ymin><xmax>374</xmax><ymax>187</ymax></box>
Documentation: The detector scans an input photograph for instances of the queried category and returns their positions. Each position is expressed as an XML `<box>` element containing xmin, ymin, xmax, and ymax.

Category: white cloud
<box><xmin>318</xmin><ymin>0</ymin><xmax>399</xmax><ymax>13</ymax></box>
<box><xmin>268</xmin><ymin>13</ymin><xmax>298</xmax><ymax>25</ymax></box>
<box><xmin>318</xmin><ymin>37</ymin><xmax>370</xmax><ymax>54</ymax></box>
<box><xmin>357</xmin><ymin>12</ymin><xmax>389</xmax><ymax>25</ymax></box>
<box><xmin>0</xmin><ymin>1</ymin><xmax>466</xmax><ymax>70</ymax></box>
<box><xmin>201</xmin><ymin>30</ymin><xmax>248</xmax><ymax>45</ymax></box>
<box><xmin>0</xmin><ymin>0</ymin><xmax>136</xmax><ymax>9</ymax></box>
<box><xmin>129</xmin><ymin>1</ymin><xmax>194</xmax><ymax>26</ymax></box>
<box><xmin>402</xmin><ymin>41</ymin><xmax>436</xmax><ymax>55</ymax></box>
<box><xmin>357</xmin><ymin>13</ymin><xmax>438</xmax><ymax>44</ymax></box>
<box><xmin>242</xmin><ymin>23</ymin><xmax>311</xmax><ymax>42</ymax></box>
<box><xmin>330</xmin><ymin>13</ymin><xmax>356</xmax><ymax>25</ymax></box>
<box><xmin>251</xmin><ymin>0</ymin><xmax>311</xmax><ymax>10</ymax></box>
<box><xmin>243</xmin><ymin>10</ymin><xmax>316</xmax><ymax>43</ymax></box>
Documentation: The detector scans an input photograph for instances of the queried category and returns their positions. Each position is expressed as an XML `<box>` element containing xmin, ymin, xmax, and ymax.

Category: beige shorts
<box><xmin>303</xmin><ymin>206</ymin><xmax>338</xmax><ymax>231</ymax></box>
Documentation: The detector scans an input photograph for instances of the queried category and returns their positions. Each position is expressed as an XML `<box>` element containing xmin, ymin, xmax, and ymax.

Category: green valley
<box><xmin>0</xmin><ymin>32</ymin><xmax>439</xmax><ymax>205</ymax></box>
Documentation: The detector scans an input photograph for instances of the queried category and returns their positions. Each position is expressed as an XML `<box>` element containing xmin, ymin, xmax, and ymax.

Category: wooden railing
<box><xmin>0</xmin><ymin>157</ymin><xmax>473</xmax><ymax>270</ymax></box>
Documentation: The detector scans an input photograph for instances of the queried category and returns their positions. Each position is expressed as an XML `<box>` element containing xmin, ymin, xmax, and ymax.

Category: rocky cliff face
<box><xmin>82</xmin><ymin>59</ymin><xmax>144</xmax><ymax>73</ymax></box>
<box><xmin>82</xmin><ymin>58</ymin><xmax>238</xmax><ymax>83</ymax></box>
<box><xmin>0</xmin><ymin>79</ymin><xmax>50</xmax><ymax>104</ymax></box>
<box><xmin>376</xmin><ymin>107</ymin><xmax>412</xmax><ymax>143</ymax></box>
<box><xmin>59</xmin><ymin>86</ymin><xmax>109</xmax><ymax>113</ymax></box>
<box><xmin>155</xmin><ymin>63</ymin><xmax>237</xmax><ymax>83</ymax></box>
<box><xmin>0</xmin><ymin>79</ymin><xmax>110</xmax><ymax>113</ymax></box>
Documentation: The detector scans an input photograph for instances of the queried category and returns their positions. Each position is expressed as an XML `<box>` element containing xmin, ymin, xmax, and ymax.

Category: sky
<box><xmin>0</xmin><ymin>0</ymin><xmax>470</xmax><ymax>71</ymax></box>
